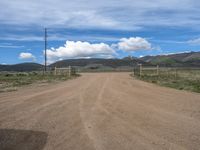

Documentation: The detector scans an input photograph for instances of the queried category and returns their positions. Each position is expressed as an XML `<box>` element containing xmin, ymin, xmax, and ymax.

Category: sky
<box><xmin>0</xmin><ymin>0</ymin><xmax>200</xmax><ymax>64</ymax></box>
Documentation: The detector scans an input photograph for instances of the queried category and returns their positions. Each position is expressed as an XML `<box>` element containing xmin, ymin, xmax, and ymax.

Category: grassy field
<box><xmin>133</xmin><ymin>68</ymin><xmax>200</xmax><ymax>93</ymax></box>
<box><xmin>0</xmin><ymin>72</ymin><xmax>79</xmax><ymax>92</ymax></box>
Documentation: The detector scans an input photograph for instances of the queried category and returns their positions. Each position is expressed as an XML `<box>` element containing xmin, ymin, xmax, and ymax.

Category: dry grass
<box><xmin>0</xmin><ymin>72</ymin><xmax>79</xmax><ymax>92</ymax></box>
<box><xmin>134</xmin><ymin>68</ymin><xmax>200</xmax><ymax>93</ymax></box>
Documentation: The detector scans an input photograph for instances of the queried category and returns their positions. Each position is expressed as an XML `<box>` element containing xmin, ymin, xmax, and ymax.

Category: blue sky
<box><xmin>0</xmin><ymin>0</ymin><xmax>200</xmax><ymax>64</ymax></box>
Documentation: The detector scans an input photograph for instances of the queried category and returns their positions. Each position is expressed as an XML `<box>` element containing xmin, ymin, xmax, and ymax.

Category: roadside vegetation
<box><xmin>0</xmin><ymin>72</ymin><xmax>79</xmax><ymax>92</ymax></box>
<box><xmin>133</xmin><ymin>68</ymin><xmax>200</xmax><ymax>93</ymax></box>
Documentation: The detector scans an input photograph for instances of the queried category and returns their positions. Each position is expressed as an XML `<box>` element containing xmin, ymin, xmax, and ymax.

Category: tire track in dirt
<box><xmin>78</xmin><ymin>74</ymin><xmax>111</xmax><ymax>150</ymax></box>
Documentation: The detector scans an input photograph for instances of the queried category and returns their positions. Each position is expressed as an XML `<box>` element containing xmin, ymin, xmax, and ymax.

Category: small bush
<box><xmin>16</xmin><ymin>72</ymin><xmax>29</xmax><ymax>76</ymax></box>
<box><xmin>5</xmin><ymin>73</ymin><xmax>14</xmax><ymax>77</ymax></box>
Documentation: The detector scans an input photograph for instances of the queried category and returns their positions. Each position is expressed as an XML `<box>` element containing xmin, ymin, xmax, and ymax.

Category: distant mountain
<box><xmin>1</xmin><ymin>52</ymin><xmax>199</xmax><ymax>72</ymax></box>
<box><xmin>0</xmin><ymin>59</ymin><xmax>149</xmax><ymax>72</ymax></box>
<box><xmin>140</xmin><ymin>51</ymin><xmax>200</xmax><ymax>67</ymax></box>
<box><xmin>0</xmin><ymin>63</ymin><xmax>43</xmax><ymax>72</ymax></box>
<box><xmin>50</xmin><ymin>58</ymin><xmax>148</xmax><ymax>68</ymax></box>
<box><xmin>122</xmin><ymin>56</ymin><xmax>138</xmax><ymax>60</ymax></box>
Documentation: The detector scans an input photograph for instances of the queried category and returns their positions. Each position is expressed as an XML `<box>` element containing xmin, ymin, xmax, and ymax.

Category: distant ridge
<box><xmin>140</xmin><ymin>51</ymin><xmax>200</xmax><ymax>67</ymax></box>
<box><xmin>49</xmin><ymin>58</ymin><xmax>147</xmax><ymax>68</ymax></box>
<box><xmin>0</xmin><ymin>58</ymin><xmax>148</xmax><ymax>72</ymax></box>
<box><xmin>0</xmin><ymin>51</ymin><xmax>200</xmax><ymax>71</ymax></box>
<box><xmin>0</xmin><ymin>63</ymin><xmax>43</xmax><ymax>72</ymax></box>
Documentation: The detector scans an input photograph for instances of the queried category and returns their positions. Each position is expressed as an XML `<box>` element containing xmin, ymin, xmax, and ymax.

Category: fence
<box><xmin>134</xmin><ymin>64</ymin><xmax>159</xmax><ymax>77</ymax></box>
<box><xmin>54</xmin><ymin>66</ymin><xmax>76</xmax><ymax>77</ymax></box>
<box><xmin>133</xmin><ymin>64</ymin><xmax>200</xmax><ymax>80</ymax></box>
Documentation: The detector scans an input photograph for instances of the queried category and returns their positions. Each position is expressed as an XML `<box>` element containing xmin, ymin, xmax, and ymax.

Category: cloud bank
<box><xmin>46</xmin><ymin>37</ymin><xmax>155</xmax><ymax>63</ymax></box>
<box><xmin>0</xmin><ymin>0</ymin><xmax>199</xmax><ymax>30</ymax></box>
<box><xmin>47</xmin><ymin>40</ymin><xmax>115</xmax><ymax>63</ymax></box>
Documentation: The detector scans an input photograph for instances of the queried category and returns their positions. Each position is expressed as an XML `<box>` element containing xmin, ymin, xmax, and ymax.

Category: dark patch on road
<box><xmin>0</xmin><ymin>129</ymin><xmax>48</xmax><ymax>150</ymax></box>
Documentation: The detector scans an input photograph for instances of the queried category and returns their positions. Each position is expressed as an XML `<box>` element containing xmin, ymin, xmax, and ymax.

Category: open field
<box><xmin>0</xmin><ymin>73</ymin><xmax>200</xmax><ymax>150</ymax></box>
<box><xmin>0</xmin><ymin>72</ymin><xmax>78</xmax><ymax>92</ymax></box>
<box><xmin>134</xmin><ymin>68</ymin><xmax>200</xmax><ymax>93</ymax></box>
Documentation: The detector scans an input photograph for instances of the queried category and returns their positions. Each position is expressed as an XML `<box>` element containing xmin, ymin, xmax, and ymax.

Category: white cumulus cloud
<box><xmin>19</xmin><ymin>52</ymin><xmax>35</xmax><ymax>60</ymax></box>
<box><xmin>47</xmin><ymin>40</ymin><xmax>115</xmax><ymax>63</ymax></box>
<box><xmin>118</xmin><ymin>37</ymin><xmax>152</xmax><ymax>51</ymax></box>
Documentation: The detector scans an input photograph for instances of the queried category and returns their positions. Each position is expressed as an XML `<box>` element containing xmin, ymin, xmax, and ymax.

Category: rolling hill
<box><xmin>0</xmin><ymin>58</ymin><xmax>148</xmax><ymax>72</ymax></box>
<box><xmin>49</xmin><ymin>58</ymin><xmax>149</xmax><ymax>69</ymax></box>
<box><xmin>0</xmin><ymin>63</ymin><xmax>44</xmax><ymax>72</ymax></box>
<box><xmin>140</xmin><ymin>51</ymin><xmax>200</xmax><ymax>67</ymax></box>
<box><xmin>0</xmin><ymin>51</ymin><xmax>200</xmax><ymax>72</ymax></box>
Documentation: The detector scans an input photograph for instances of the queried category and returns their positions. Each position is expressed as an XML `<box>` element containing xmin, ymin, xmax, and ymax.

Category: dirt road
<box><xmin>0</xmin><ymin>73</ymin><xmax>200</xmax><ymax>150</ymax></box>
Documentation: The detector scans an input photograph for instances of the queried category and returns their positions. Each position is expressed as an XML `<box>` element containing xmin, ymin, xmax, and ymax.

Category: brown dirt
<box><xmin>0</xmin><ymin>72</ymin><xmax>200</xmax><ymax>150</ymax></box>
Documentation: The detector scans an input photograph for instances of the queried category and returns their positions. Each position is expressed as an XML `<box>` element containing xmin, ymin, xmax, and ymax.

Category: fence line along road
<box><xmin>54</xmin><ymin>66</ymin><xmax>76</xmax><ymax>77</ymax></box>
<box><xmin>134</xmin><ymin>64</ymin><xmax>159</xmax><ymax>77</ymax></box>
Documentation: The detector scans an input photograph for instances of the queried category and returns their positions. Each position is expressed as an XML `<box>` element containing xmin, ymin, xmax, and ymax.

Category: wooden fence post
<box><xmin>139</xmin><ymin>64</ymin><xmax>142</xmax><ymax>77</ymax></box>
<box><xmin>157</xmin><ymin>65</ymin><xmax>159</xmax><ymax>76</ymax></box>
<box><xmin>175</xmin><ymin>68</ymin><xmax>177</xmax><ymax>79</ymax></box>
<box><xmin>68</xmin><ymin>66</ymin><xmax>71</xmax><ymax>77</ymax></box>
<box><xmin>54</xmin><ymin>67</ymin><xmax>57</xmax><ymax>75</ymax></box>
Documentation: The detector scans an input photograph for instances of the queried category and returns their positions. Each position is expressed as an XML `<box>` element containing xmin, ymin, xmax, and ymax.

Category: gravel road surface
<box><xmin>0</xmin><ymin>73</ymin><xmax>200</xmax><ymax>150</ymax></box>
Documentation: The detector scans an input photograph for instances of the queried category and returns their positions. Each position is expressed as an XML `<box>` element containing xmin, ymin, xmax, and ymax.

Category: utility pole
<box><xmin>44</xmin><ymin>28</ymin><xmax>47</xmax><ymax>73</ymax></box>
